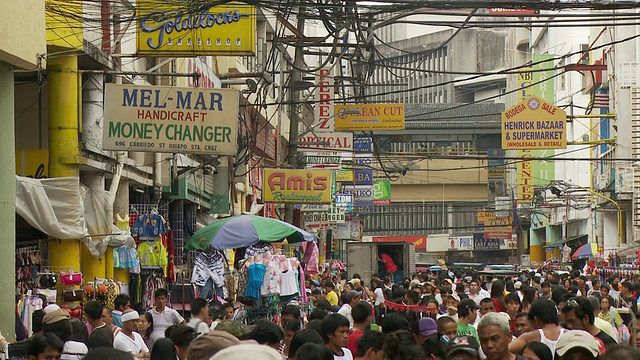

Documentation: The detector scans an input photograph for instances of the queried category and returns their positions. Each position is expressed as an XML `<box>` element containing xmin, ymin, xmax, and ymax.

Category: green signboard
<box><xmin>373</xmin><ymin>180</ymin><xmax>391</xmax><ymax>205</ymax></box>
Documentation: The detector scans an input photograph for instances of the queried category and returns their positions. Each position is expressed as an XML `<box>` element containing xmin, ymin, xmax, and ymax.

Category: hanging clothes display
<box><xmin>114</xmin><ymin>246</ymin><xmax>139</xmax><ymax>269</ymax></box>
<box><xmin>245</xmin><ymin>245</ymin><xmax>274</xmax><ymax>259</ymax></box>
<box><xmin>142</xmin><ymin>272</ymin><xmax>167</xmax><ymax>309</ymax></box>
<box><xmin>279</xmin><ymin>258</ymin><xmax>298</xmax><ymax>297</ymax></box>
<box><xmin>191</xmin><ymin>251</ymin><xmax>226</xmax><ymax>300</ymax></box>
<box><xmin>245</xmin><ymin>262</ymin><xmax>267</xmax><ymax>301</ymax></box>
<box><xmin>115</xmin><ymin>213</ymin><xmax>130</xmax><ymax>232</ymax></box>
<box><xmin>17</xmin><ymin>295</ymin><xmax>43</xmax><ymax>337</ymax></box>
<box><xmin>301</xmin><ymin>242</ymin><xmax>319</xmax><ymax>275</ymax></box>
<box><xmin>260</xmin><ymin>258</ymin><xmax>281</xmax><ymax>297</ymax></box>
<box><xmin>132</xmin><ymin>212</ymin><xmax>166</xmax><ymax>241</ymax></box>
<box><xmin>137</xmin><ymin>240</ymin><xmax>168</xmax><ymax>267</ymax></box>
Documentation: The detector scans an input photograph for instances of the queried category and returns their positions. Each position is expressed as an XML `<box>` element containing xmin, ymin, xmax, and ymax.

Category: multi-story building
<box><xmin>359</xmin><ymin>28</ymin><xmax>515</xmax><ymax>263</ymax></box>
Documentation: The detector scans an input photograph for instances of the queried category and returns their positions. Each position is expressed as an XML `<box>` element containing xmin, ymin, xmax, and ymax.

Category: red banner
<box><xmin>372</xmin><ymin>235</ymin><xmax>426</xmax><ymax>250</ymax></box>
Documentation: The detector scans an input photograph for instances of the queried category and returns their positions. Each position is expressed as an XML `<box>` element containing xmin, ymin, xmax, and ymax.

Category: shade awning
<box><xmin>543</xmin><ymin>234</ymin><xmax>588</xmax><ymax>248</ymax></box>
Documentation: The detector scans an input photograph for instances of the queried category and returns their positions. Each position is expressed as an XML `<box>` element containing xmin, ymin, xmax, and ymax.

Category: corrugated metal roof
<box><xmin>404</xmin><ymin>103</ymin><xmax>505</xmax><ymax>129</ymax></box>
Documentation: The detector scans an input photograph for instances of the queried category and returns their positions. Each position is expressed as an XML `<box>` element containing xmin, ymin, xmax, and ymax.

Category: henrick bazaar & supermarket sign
<box><xmin>103</xmin><ymin>84</ymin><xmax>239</xmax><ymax>155</ymax></box>
<box><xmin>501</xmin><ymin>96</ymin><xmax>567</xmax><ymax>150</ymax></box>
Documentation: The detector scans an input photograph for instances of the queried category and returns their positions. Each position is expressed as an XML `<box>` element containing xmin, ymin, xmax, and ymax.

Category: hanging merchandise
<box><xmin>137</xmin><ymin>240</ymin><xmax>168</xmax><ymax>267</ymax></box>
<box><xmin>302</xmin><ymin>242</ymin><xmax>319</xmax><ymax>275</ymax></box>
<box><xmin>260</xmin><ymin>255</ymin><xmax>281</xmax><ymax>297</ymax></box>
<box><xmin>115</xmin><ymin>213</ymin><xmax>130</xmax><ymax>232</ymax></box>
<box><xmin>245</xmin><ymin>258</ymin><xmax>267</xmax><ymax>301</ymax></box>
<box><xmin>60</xmin><ymin>271</ymin><xmax>83</xmax><ymax>286</ymax></box>
<box><xmin>245</xmin><ymin>245</ymin><xmax>274</xmax><ymax>259</ymax></box>
<box><xmin>191</xmin><ymin>251</ymin><xmax>226</xmax><ymax>300</ymax></box>
<box><xmin>132</xmin><ymin>211</ymin><xmax>166</xmax><ymax>241</ymax></box>
<box><xmin>17</xmin><ymin>295</ymin><xmax>43</xmax><ymax>337</ymax></box>
<box><xmin>141</xmin><ymin>270</ymin><xmax>167</xmax><ymax>309</ymax></box>
<box><xmin>16</xmin><ymin>245</ymin><xmax>46</xmax><ymax>296</ymax></box>
<box><xmin>113</xmin><ymin>246</ymin><xmax>139</xmax><ymax>269</ymax></box>
<box><xmin>279</xmin><ymin>258</ymin><xmax>299</xmax><ymax>298</ymax></box>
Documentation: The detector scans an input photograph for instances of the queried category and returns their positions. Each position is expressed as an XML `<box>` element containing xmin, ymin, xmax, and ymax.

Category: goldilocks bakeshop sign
<box><xmin>136</xmin><ymin>1</ymin><xmax>255</xmax><ymax>56</ymax></box>
<box><xmin>103</xmin><ymin>84</ymin><xmax>239</xmax><ymax>155</ymax></box>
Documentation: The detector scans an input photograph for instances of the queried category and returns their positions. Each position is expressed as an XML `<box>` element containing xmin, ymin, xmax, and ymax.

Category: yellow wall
<box><xmin>392</xmin><ymin>183</ymin><xmax>488</xmax><ymax>202</ymax></box>
<box><xmin>390</xmin><ymin>158</ymin><xmax>488</xmax><ymax>186</ymax></box>
<box><xmin>45</xmin><ymin>0</ymin><xmax>83</xmax><ymax>50</ymax></box>
<box><xmin>0</xmin><ymin>0</ymin><xmax>46</xmax><ymax>69</ymax></box>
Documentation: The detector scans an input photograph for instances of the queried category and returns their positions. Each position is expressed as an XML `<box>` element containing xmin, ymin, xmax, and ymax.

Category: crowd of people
<box><xmin>21</xmin><ymin>268</ymin><xmax>640</xmax><ymax>360</ymax></box>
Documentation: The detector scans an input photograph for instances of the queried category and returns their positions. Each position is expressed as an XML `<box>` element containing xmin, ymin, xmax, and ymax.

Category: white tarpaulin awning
<box><xmin>16</xmin><ymin>175</ymin><xmax>135</xmax><ymax>257</ymax></box>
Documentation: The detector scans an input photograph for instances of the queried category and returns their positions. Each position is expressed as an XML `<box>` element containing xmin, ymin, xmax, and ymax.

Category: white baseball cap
<box><xmin>555</xmin><ymin>330</ymin><xmax>600</xmax><ymax>357</ymax></box>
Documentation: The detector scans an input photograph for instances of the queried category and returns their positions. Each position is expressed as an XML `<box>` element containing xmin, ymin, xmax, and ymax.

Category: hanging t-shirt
<box><xmin>260</xmin><ymin>261</ymin><xmax>281</xmax><ymax>296</ymax></box>
<box><xmin>137</xmin><ymin>241</ymin><xmax>168</xmax><ymax>267</ymax></box>
<box><xmin>132</xmin><ymin>214</ymin><xmax>166</xmax><ymax>241</ymax></box>
<box><xmin>279</xmin><ymin>259</ymin><xmax>299</xmax><ymax>297</ymax></box>
<box><xmin>116</xmin><ymin>214</ymin><xmax>130</xmax><ymax>232</ymax></box>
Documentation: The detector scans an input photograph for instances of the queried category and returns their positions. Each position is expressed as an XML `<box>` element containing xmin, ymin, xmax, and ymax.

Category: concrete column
<box><xmin>81</xmin><ymin>174</ymin><xmax>107</xmax><ymax>280</ymax></box>
<box><xmin>0</xmin><ymin>61</ymin><xmax>16</xmax><ymax>341</ymax></box>
<box><xmin>48</xmin><ymin>56</ymin><xmax>82</xmax><ymax>273</ymax></box>
<box><xmin>82</xmin><ymin>74</ymin><xmax>104</xmax><ymax>149</ymax></box>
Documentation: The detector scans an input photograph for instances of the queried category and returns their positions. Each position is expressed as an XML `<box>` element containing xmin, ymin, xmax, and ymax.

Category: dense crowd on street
<box><xmin>22</xmin><ymin>268</ymin><xmax>640</xmax><ymax>360</ymax></box>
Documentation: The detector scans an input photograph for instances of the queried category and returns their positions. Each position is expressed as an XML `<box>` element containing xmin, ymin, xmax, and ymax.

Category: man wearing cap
<box><xmin>413</xmin><ymin>317</ymin><xmax>437</xmax><ymax>345</ymax></box>
<box><xmin>445</xmin><ymin>336</ymin><xmax>482</xmax><ymax>360</ymax></box>
<box><xmin>113</xmin><ymin>309</ymin><xmax>150</xmax><ymax>359</ymax></box>
<box><xmin>42</xmin><ymin>309</ymin><xmax>88</xmax><ymax>360</ymax></box>
<box><xmin>187</xmin><ymin>330</ymin><xmax>252</xmax><ymax>360</ymax></box>
<box><xmin>555</xmin><ymin>330</ymin><xmax>600</xmax><ymax>360</ymax></box>
<box><xmin>458</xmin><ymin>298</ymin><xmax>480</xmax><ymax>342</ymax></box>
<box><xmin>347</xmin><ymin>302</ymin><xmax>372</xmax><ymax>354</ymax></box>
<box><xmin>337</xmin><ymin>290</ymin><xmax>361</xmax><ymax>328</ymax></box>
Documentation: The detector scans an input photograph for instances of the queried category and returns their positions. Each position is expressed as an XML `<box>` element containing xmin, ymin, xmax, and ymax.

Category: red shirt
<box><xmin>381</xmin><ymin>254</ymin><xmax>398</xmax><ymax>273</ymax></box>
<box><xmin>347</xmin><ymin>330</ymin><xmax>364</xmax><ymax>356</ymax></box>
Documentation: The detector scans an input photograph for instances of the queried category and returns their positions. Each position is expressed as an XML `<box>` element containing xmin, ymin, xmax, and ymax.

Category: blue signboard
<box><xmin>334</xmin><ymin>193</ymin><xmax>354</xmax><ymax>212</ymax></box>
<box><xmin>354</xmin><ymin>137</ymin><xmax>373</xmax><ymax>153</ymax></box>
<box><xmin>354</xmin><ymin>170</ymin><xmax>373</xmax><ymax>185</ymax></box>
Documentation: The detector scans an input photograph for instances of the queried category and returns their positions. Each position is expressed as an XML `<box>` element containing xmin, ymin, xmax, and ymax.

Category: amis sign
<box><xmin>263</xmin><ymin>169</ymin><xmax>332</xmax><ymax>203</ymax></box>
<box><xmin>136</xmin><ymin>1</ymin><xmax>256</xmax><ymax>56</ymax></box>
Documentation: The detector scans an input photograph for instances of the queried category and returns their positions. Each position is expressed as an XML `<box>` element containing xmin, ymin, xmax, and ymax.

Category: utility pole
<box><xmin>285</xmin><ymin>8</ymin><xmax>306</xmax><ymax>224</ymax></box>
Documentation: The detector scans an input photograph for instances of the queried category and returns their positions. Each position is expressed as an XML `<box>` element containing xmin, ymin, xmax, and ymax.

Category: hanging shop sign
<box><xmin>353</xmin><ymin>137</ymin><xmax>373</xmax><ymax>153</ymax></box>
<box><xmin>136</xmin><ymin>1</ymin><xmax>256</xmax><ymax>56</ymax></box>
<box><xmin>335</xmin><ymin>170</ymin><xmax>353</xmax><ymax>182</ymax></box>
<box><xmin>448</xmin><ymin>236</ymin><xmax>474</xmax><ymax>251</ymax></box>
<box><xmin>102</xmin><ymin>86</ymin><xmax>237</xmax><ymax>153</ymax></box>
<box><xmin>354</xmin><ymin>170</ymin><xmax>373</xmax><ymax>185</ymax></box>
<box><xmin>373</xmin><ymin>180</ymin><xmax>391</xmax><ymax>205</ymax></box>
<box><xmin>334</xmin><ymin>193</ymin><xmax>354</xmax><ymax>212</ymax></box>
<box><xmin>103</xmin><ymin>84</ymin><xmax>239</xmax><ymax>155</ymax></box>
<box><xmin>263</xmin><ymin>169</ymin><xmax>332</xmax><ymax>203</ymax></box>
<box><xmin>328</xmin><ymin>206</ymin><xmax>346</xmax><ymax>223</ymax></box>
<box><xmin>373</xmin><ymin>235</ymin><xmax>426</xmax><ymax>250</ymax></box>
<box><xmin>478</xmin><ymin>212</ymin><xmax>513</xmax><ymax>239</ymax></box>
<box><xmin>297</xmin><ymin>132</ymin><xmax>353</xmax><ymax>152</ymax></box>
<box><xmin>335</xmin><ymin>104</ymin><xmax>405</xmax><ymax>131</ymax></box>
<box><xmin>314</xmin><ymin>68</ymin><xmax>335</xmax><ymax>132</ymax></box>
<box><xmin>501</xmin><ymin>95</ymin><xmax>567</xmax><ymax>150</ymax></box>
<box><xmin>296</xmin><ymin>203</ymin><xmax>330</xmax><ymax>212</ymax></box>
<box><xmin>488</xmin><ymin>8</ymin><xmax>538</xmax><ymax>15</ymax></box>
